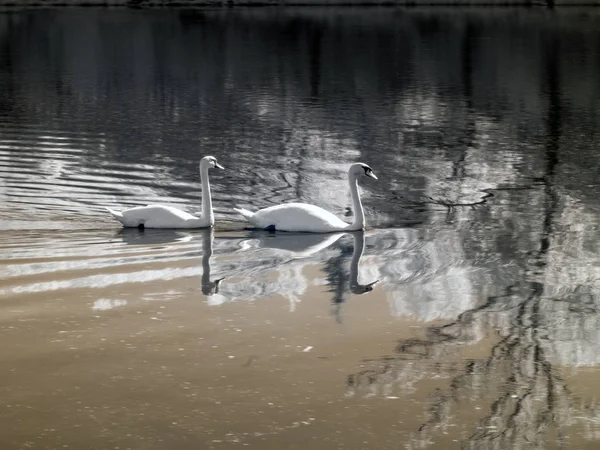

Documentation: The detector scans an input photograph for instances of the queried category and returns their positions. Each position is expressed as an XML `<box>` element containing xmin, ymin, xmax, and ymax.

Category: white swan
<box><xmin>106</xmin><ymin>156</ymin><xmax>224</xmax><ymax>229</ymax></box>
<box><xmin>234</xmin><ymin>163</ymin><xmax>377</xmax><ymax>233</ymax></box>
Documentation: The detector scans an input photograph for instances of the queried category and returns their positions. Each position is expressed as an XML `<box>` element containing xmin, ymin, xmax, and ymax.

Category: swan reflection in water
<box><xmin>200</xmin><ymin>228</ymin><xmax>225</xmax><ymax>296</ymax></box>
<box><xmin>113</xmin><ymin>227</ymin><xmax>378</xmax><ymax>318</ymax></box>
<box><xmin>111</xmin><ymin>228</ymin><xmax>225</xmax><ymax>303</ymax></box>
<box><xmin>239</xmin><ymin>230</ymin><xmax>345</xmax><ymax>258</ymax></box>
<box><xmin>227</xmin><ymin>230</ymin><xmax>378</xmax><ymax>319</ymax></box>
<box><xmin>115</xmin><ymin>227</ymin><xmax>194</xmax><ymax>246</ymax></box>
<box><xmin>326</xmin><ymin>231</ymin><xmax>379</xmax><ymax>323</ymax></box>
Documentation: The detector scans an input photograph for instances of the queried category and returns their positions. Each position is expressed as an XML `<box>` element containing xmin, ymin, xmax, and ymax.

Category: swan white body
<box><xmin>107</xmin><ymin>156</ymin><xmax>223</xmax><ymax>229</ymax></box>
<box><xmin>234</xmin><ymin>163</ymin><xmax>377</xmax><ymax>233</ymax></box>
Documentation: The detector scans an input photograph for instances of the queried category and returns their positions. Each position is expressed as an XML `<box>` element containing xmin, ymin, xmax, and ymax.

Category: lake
<box><xmin>1</xmin><ymin>7</ymin><xmax>600</xmax><ymax>450</ymax></box>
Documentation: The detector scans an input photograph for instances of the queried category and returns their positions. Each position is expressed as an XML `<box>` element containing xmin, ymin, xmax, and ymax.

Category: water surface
<box><xmin>1</xmin><ymin>7</ymin><xmax>600</xmax><ymax>449</ymax></box>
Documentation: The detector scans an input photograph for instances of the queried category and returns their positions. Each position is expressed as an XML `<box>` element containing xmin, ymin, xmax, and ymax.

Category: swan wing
<box><xmin>250</xmin><ymin>203</ymin><xmax>349</xmax><ymax>232</ymax></box>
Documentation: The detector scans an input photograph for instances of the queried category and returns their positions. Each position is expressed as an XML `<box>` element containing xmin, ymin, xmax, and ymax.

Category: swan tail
<box><xmin>106</xmin><ymin>207</ymin><xmax>126</xmax><ymax>224</ymax></box>
<box><xmin>106</xmin><ymin>207</ymin><xmax>122</xmax><ymax>218</ymax></box>
<box><xmin>234</xmin><ymin>207</ymin><xmax>254</xmax><ymax>222</ymax></box>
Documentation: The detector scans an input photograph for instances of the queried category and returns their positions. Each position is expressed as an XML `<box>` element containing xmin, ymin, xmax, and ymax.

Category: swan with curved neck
<box><xmin>106</xmin><ymin>156</ymin><xmax>224</xmax><ymax>229</ymax></box>
<box><xmin>234</xmin><ymin>163</ymin><xmax>377</xmax><ymax>233</ymax></box>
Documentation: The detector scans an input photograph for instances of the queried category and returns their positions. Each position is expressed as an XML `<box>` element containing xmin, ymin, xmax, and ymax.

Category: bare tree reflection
<box><xmin>345</xmin><ymin>34</ymin><xmax>600</xmax><ymax>448</ymax></box>
<box><xmin>348</xmin><ymin>237</ymin><xmax>600</xmax><ymax>449</ymax></box>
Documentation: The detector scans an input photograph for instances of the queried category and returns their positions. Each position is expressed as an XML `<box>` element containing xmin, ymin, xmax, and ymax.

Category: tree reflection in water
<box><xmin>345</xmin><ymin>35</ymin><xmax>600</xmax><ymax>447</ymax></box>
<box><xmin>346</xmin><ymin>195</ymin><xmax>600</xmax><ymax>447</ymax></box>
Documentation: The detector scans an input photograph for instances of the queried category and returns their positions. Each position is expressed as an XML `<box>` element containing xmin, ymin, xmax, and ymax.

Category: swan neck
<box><xmin>348</xmin><ymin>173</ymin><xmax>365</xmax><ymax>230</ymax></box>
<box><xmin>200</xmin><ymin>164</ymin><xmax>213</xmax><ymax>225</ymax></box>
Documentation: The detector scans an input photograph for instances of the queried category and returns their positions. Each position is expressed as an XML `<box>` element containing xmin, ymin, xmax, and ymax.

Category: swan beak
<box><xmin>215</xmin><ymin>162</ymin><xmax>225</xmax><ymax>170</ymax></box>
<box><xmin>366</xmin><ymin>171</ymin><xmax>378</xmax><ymax>180</ymax></box>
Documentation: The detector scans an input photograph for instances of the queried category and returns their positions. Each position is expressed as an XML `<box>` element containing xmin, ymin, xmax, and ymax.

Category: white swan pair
<box><xmin>107</xmin><ymin>156</ymin><xmax>377</xmax><ymax>233</ymax></box>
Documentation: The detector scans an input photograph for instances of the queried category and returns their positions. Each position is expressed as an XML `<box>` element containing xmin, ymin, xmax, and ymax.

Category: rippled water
<box><xmin>1</xmin><ymin>7</ymin><xmax>600</xmax><ymax>450</ymax></box>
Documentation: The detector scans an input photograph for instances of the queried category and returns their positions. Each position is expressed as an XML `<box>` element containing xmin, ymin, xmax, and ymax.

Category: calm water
<box><xmin>1</xmin><ymin>7</ymin><xmax>600</xmax><ymax>450</ymax></box>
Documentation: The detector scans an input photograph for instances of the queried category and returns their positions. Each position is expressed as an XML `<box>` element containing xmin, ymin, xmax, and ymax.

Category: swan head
<box><xmin>200</xmin><ymin>156</ymin><xmax>224</xmax><ymax>170</ymax></box>
<box><xmin>350</xmin><ymin>163</ymin><xmax>377</xmax><ymax>180</ymax></box>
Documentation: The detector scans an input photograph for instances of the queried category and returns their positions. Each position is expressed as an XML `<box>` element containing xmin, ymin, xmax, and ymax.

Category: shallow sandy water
<box><xmin>2</xmin><ymin>227</ymin><xmax>600</xmax><ymax>449</ymax></box>
<box><xmin>0</xmin><ymin>229</ymin><xmax>419</xmax><ymax>449</ymax></box>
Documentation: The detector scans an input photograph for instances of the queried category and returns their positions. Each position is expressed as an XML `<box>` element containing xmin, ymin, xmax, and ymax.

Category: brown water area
<box><xmin>1</xmin><ymin>7</ymin><xmax>600</xmax><ymax>450</ymax></box>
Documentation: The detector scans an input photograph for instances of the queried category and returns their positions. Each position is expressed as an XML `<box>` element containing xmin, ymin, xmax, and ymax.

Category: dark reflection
<box><xmin>539</xmin><ymin>29</ymin><xmax>561</xmax><ymax>259</ymax></box>
<box><xmin>115</xmin><ymin>228</ymin><xmax>194</xmax><ymax>246</ymax></box>
<box><xmin>327</xmin><ymin>232</ymin><xmax>379</xmax><ymax>323</ymax></box>
<box><xmin>117</xmin><ymin>228</ymin><xmax>227</xmax><ymax>297</ymax></box>
<box><xmin>200</xmin><ymin>228</ymin><xmax>224</xmax><ymax>296</ymax></box>
<box><xmin>349</xmin><ymin>233</ymin><xmax>379</xmax><ymax>295</ymax></box>
<box><xmin>308</xmin><ymin>22</ymin><xmax>322</xmax><ymax>101</ymax></box>
<box><xmin>244</xmin><ymin>230</ymin><xmax>345</xmax><ymax>257</ymax></box>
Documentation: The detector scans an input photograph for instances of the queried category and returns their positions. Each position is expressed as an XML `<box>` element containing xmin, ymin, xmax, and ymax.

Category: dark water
<box><xmin>1</xmin><ymin>7</ymin><xmax>600</xmax><ymax>450</ymax></box>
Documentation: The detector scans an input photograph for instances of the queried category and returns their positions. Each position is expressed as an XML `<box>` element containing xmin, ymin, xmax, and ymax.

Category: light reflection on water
<box><xmin>0</xmin><ymin>225</ymin><xmax>515</xmax><ymax>320</ymax></box>
<box><xmin>1</xmin><ymin>6</ymin><xmax>600</xmax><ymax>450</ymax></box>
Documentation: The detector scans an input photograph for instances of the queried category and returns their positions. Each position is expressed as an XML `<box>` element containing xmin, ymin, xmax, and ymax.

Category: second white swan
<box><xmin>234</xmin><ymin>163</ymin><xmax>377</xmax><ymax>233</ymax></box>
<box><xmin>107</xmin><ymin>155</ymin><xmax>224</xmax><ymax>229</ymax></box>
